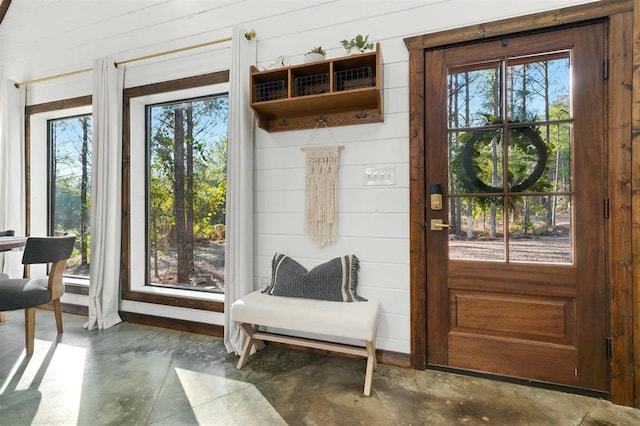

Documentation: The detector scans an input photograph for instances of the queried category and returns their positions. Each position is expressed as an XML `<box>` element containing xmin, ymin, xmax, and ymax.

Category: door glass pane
<box><xmin>507</xmin><ymin>53</ymin><xmax>570</xmax><ymax>123</ymax></box>
<box><xmin>446</xmin><ymin>51</ymin><xmax>574</xmax><ymax>264</ymax></box>
<box><xmin>449</xmin><ymin>196</ymin><xmax>505</xmax><ymax>261</ymax></box>
<box><xmin>508</xmin><ymin>195</ymin><xmax>572</xmax><ymax>263</ymax></box>
<box><xmin>449</xmin><ymin>129</ymin><xmax>504</xmax><ymax>194</ymax></box>
<box><xmin>506</xmin><ymin>127</ymin><xmax>550</xmax><ymax>193</ymax></box>
<box><xmin>543</xmin><ymin>122</ymin><xmax>572</xmax><ymax>193</ymax></box>
<box><xmin>448</xmin><ymin>63</ymin><xmax>501</xmax><ymax>129</ymax></box>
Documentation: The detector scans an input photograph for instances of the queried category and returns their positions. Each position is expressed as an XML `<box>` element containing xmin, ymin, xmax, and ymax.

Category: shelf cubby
<box><xmin>250</xmin><ymin>43</ymin><xmax>383</xmax><ymax>132</ymax></box>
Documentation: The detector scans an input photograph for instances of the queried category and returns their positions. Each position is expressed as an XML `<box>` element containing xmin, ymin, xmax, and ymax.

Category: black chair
<box><xmin>0</xmin><ymin>235</ymin><xmax>76</xmax><ymax>354</ymax></box>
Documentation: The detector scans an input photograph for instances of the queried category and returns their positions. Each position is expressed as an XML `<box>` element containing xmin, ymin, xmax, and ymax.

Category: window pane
<box><xmin>506</xmin><ymin>126</ymin><xmax>550</xmax><ymax>193</ymax></box>
<box><xmin>508</xmin><ymin>195</ymin><xmax>572</xmax><ymax>263</ymax></box>
<box><xmin>49</xmin><ymin>115</ymin><xmax>92</xmax><ymax>278</ymax></box>
<box><xmin>542</xmin><ymin>122</ymin><xmax>572</xmax><ymax>193</ymax></box>
<box><xmin>147</xmin><ymin>95</ymin><xmax>228</xmax><ymax>293</ymax></box>
<box><xmin>448</xmin><ymin>63</ymin><xmax>502</xmax><ymax>129</ymax></box>
<box><xmin>449</xmin><ymin>129</ymin><xmax>504</xmax><ymax>194</ymax></box>
<box><xmin>448</xmin><ymin>196</ymin><xmax>505</xmax><ymax>261</ymax></box>
<box><xmin>507</xmin><ymin>53</ymin><xmax>570</xmax><ymax>122</ymax></box>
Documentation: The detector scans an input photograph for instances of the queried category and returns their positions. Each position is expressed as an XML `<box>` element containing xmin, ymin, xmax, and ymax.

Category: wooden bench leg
<box><xmin>237</xmin><ymin>323</ymin><xmax>260</xmax><ymax>369</ymax></box>
<box><xmin>0</xmin><ymin>311</ymin><xmax>5</xmax><ymax>322</ymax></box>
<box><xmin>371</xmin><ymin>335</ymin><xmax>378</xmax><ymax>370</ymax></box>
<box><xmin>364</xmin><ymin>340</ymin><xmax>376</xmax><ymax>396</ymax></box>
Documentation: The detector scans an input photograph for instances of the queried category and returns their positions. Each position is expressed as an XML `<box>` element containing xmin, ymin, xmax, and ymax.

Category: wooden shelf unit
<box><xmin>250</xmin><ymin>44</ymin><xmax>383</xmax><ymax>132</ymax></box>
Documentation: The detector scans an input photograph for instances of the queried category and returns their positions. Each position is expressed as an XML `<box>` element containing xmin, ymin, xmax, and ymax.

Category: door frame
<box><xmin>404</xmin><ymin>0</ymin><xmax>637</xmax><ymax>407</ymax></box>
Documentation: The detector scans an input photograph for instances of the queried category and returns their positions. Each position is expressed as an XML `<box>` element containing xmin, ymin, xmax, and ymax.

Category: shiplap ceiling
<box><xmin>0</xmin><ymin>0</ymin><xmax>341</xmax><ymax>83</ymax></box>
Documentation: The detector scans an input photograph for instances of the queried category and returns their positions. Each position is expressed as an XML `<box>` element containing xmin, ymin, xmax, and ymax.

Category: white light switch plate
<box><xmin>364</xmin><ymin>167</ymin><xmax>396</xmax><ymax>186</ymax></box>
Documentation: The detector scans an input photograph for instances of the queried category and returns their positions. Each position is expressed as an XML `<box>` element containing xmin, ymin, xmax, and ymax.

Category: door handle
<box><xmin>430</xmin><ymin>219</ymin><xmax>450</xmax><ymax>231</ymax></box>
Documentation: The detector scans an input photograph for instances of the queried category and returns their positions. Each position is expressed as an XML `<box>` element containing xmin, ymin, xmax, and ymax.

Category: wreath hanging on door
<box><xmin>460</xmin><ymin>125</ymin><xmax>548</xmax><ymax>193</ymax></box>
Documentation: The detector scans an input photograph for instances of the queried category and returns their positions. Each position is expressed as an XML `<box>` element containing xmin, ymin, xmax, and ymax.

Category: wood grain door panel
<box><xmin>451</xmin><ymin>291</ymin><xmax>576</xmax><ymax>343</ymax></box>
<box><xmin>448</xmin><ymin>333</ymin><xmax>579</xmax><ymax>385</ymax></box>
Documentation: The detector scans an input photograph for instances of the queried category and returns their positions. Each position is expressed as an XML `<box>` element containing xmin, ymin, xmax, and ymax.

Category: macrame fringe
<box><xmin>304</xmin><ymin>145</ymin><xmax>340</xmax><ymax>246</ymax></box>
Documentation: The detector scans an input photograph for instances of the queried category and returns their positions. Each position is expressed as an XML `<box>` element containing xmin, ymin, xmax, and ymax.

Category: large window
<box><xmin>124</xmin><ymin>71</ymin><xmax>229</xmax><ymax>309</ymax></box>
<box><xmin>48</xmin><ymin>114</ymin><xmax>92</xmax><ymax>278</ymax></box>
<box><xmin>146</xmin><ymin>95</ymin><xmax>228</xmax><ymax>293</ymax></box>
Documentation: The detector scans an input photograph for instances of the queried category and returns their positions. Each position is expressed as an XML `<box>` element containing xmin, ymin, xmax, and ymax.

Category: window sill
<box><xmin>122</xmin><ymin>285</ymin><xmax>224</xmax><ymax>313</ymax></box>
<box><xmin>64</xmin><ymin>277</ymin><xmax>89</xmax><ymax>286</ymax></box>
<box><xmin>64</xmin><ymin>278</ymin><xmax>89</xmax><ymax>295</ymax></box>
<box><xmin>130</xmin><ymin>285</ymin><xmax>224</xmax><ymax>303</ymax></box>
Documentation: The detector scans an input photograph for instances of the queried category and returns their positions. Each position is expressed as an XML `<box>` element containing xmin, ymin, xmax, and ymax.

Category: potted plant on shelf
<box><xmin>304</xmin><ymin>46</ymin><xmax>326</xmax><ymax>63</ymax></box>
<box><xmin>340</xmin><ymin>34</ymin><xmax>374</xmax><ymax>55</ymax></box>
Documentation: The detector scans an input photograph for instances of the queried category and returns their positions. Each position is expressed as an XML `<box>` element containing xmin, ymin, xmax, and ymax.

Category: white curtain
<box><xmin>224</xmin><ymin>26</ymin><xmax>257</xmax><ymax>355</ymax></box>
<box><xmin>83</xmin><ymin>58</ymin><xmax>124</xmax><ymax>330</ymax></box>
<box><xmin>0</xmin><ymin>80</ymin><xmax>26</xmax><ymax>278</ymax></box>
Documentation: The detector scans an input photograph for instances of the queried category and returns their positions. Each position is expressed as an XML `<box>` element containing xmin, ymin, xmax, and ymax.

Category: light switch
<box><xmin>364</xmin><ymin>167</ymin><xmax>396</xmax><ymax>186</ymax></box>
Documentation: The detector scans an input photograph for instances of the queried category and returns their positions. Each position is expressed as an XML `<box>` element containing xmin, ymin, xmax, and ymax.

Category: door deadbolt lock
<box><xmin>430</xmin><ymin>184</ymin><xmax>443</xmax><ymax>210</ymax></box>
<box><xmin>430</xmin><ymin>219</ymin><xmax>450</xmax><ymax>231</ymax></box>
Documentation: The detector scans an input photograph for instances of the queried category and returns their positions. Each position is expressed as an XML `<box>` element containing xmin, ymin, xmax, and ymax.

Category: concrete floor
<box><xmin>1</xmin><ymin>310</ymin><xmax>640</xmax><ymax>425</ymax></box>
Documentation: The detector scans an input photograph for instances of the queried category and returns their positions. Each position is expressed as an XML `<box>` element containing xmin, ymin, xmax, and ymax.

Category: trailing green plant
<box><xmin>340</xmin><ymin>34</ymin><xmax>373</xmax><ymax>52</ymax></box>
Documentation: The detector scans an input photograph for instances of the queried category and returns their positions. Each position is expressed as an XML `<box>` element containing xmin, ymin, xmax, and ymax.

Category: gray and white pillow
<box><xmin>262</xmin><ymin>253</ymin><xmax>366</xmax><ymax>302</ymax></box>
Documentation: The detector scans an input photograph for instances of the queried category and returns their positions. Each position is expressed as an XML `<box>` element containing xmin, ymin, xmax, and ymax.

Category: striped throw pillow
<box><xmin>262</xmin><ymin>253</ymin><xmax>366</xmax><ymax>302</ymax></box>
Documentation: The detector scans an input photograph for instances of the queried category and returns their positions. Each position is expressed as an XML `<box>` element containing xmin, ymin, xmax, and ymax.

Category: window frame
<box><xmin>26</xmin><ymin>95</ymin><xmax>93</xmax><ymax>293</ymax></box>
<box><xmin>122</xmin><ymin>71</ymin><xmax>229</xmax><ymax>313</ymax></box>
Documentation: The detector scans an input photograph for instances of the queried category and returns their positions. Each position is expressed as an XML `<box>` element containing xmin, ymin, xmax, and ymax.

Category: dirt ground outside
<box><xmin>450</xmin><ymin>234</ymin><xmax>571</xmax><ymax>263</ymax></box>
<box><xmin>150</xmin><ymin>240</ymin><xmax>226</xmax><ymax>293</ymax></box>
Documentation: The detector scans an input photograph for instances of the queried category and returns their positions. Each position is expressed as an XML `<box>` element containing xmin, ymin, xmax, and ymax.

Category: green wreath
<box><xmin>461</xmin><ymin>126</ymin><xmax>547</xmax><ymax>193</ymax></box>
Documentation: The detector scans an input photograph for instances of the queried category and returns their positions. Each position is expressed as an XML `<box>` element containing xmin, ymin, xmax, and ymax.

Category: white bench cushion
<box><xmin>231</xmin><ymin>290</ymin><xmax>379</xmax><ymax>341</ymax></box>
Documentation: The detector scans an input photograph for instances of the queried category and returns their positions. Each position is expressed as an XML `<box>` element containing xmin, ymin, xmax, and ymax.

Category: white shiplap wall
<box><xmin>0</xmin><ymin>0</ymin><xmax>597</xmax><ymax>353</ymax></box>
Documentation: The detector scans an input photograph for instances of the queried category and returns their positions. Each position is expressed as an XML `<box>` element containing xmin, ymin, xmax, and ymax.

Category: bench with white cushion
<box><xmin>231</xmin><ymin>290</ymin><xmax>380</xmax><ymax>395</ymax></box>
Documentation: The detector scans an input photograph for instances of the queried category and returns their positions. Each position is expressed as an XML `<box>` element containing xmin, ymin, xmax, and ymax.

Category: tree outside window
<box><xmin>147</xmin><ymin>94</ymin><xmax>228</xmax><ymax>293</ymax></box>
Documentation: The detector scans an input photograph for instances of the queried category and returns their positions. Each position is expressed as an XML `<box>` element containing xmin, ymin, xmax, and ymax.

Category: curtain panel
<box><xmin>224</xmin><ymin>26</ymin><xmax>257</xmax><ymax>355</ymax></box>
<box><xmin>83</xmin><ymin>58</ymin><xmax>124</xmax><ymax>330</ymax></box>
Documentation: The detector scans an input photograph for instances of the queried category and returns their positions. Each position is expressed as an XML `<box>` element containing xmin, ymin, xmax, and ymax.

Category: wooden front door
<box><xmin>424</xmin><ymin>23</ymin><xmax>607</xmax><ymax>391</ymax></box>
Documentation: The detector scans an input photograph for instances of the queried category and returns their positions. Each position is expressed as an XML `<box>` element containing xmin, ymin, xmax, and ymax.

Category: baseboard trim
<box><xmin>53</xmin><ymin>303</ymin><xmax>410</xmax><ymax>367</ymax></box>
<box><xmin>39</xmin><ymin>302</ymin><xmax>88</xmax><ymax>316</ymax></box>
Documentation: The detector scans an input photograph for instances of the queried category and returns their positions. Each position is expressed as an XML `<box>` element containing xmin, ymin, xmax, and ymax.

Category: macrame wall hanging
<box><xmin>302</xmin><ymin>119</ymin><xmax>344</xmax><ymax>246</ymax></box>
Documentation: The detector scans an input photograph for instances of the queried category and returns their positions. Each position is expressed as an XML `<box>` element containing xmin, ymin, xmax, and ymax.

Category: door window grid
<box><xmin>446</xmin><ymin>52</ymin><xmax>573</xmax><ymax>264</ymax></box>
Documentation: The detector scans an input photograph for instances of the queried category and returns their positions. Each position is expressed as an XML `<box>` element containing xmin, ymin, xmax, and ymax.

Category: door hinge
<box><xmin>604</xmin><ymin>198</ymin><xmax>610</xmax><ymax>219</ymax></box>
<box><xmin>606</xmin><ymin>337</ymin><xmax>612</xmax><ymax>359</ymax></box>
<box><xmin>604</xmin><ymin>57</ymin><xmax>609</xmax><ymax>80</ymax></box>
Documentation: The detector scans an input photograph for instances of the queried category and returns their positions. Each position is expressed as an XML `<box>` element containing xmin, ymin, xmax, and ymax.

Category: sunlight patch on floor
<box><xmin>33</xmin><ymin>342</ymin><xmax>86</xmax><ymax>423</ymax></box>
<box><xmin>174</xmin><ymin>367</ymin><xmax>251</xmax><ymax>407</ymax></box>
<box><xmin>174</xmin><ymin>367</ymin><xmax>286</xmax><ymax>424</ymax></box>
<box><xmin>0</xmin><ymin>339</ymin><xmax>86</xmax><ymax>424</ymax></box>
<box><xmin>1</xmin><ymin>340</ymin><xmax>52</xmax><ymax>392</ymax></box>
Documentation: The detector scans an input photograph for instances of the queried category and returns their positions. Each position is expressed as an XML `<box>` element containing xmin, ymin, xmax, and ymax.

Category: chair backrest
<box><xmin>0</xmin><ymin>229</ymin><xmax>15</xmax><ymax>237</ymax></box>
<box><xmin>21</xmin><ymin>235</ymin><xmax>76</xmax><ymax>265</ymax></box>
